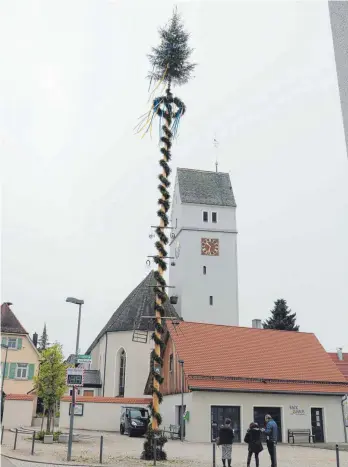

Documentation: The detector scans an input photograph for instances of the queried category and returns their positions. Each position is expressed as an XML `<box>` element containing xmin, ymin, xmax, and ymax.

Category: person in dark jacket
<box><xmin>244</xmin><ymin>422</ymin><xmax>263</xmax><ymax>467</ymax></box>
<box><xmin>217</xmin><ymin>418</ymin><xmax>234</xmax><ymax>467</ymax></box>
<box><xmin>262</xmin><ymin>414</ymin><xmax>278</xmax><ymax>467</ymax></box>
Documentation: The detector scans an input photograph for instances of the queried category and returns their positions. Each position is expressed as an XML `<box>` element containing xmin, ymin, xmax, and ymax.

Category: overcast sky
<box><xmin>1</xmin><ymin>1</ymin><xmax>348</xmax><ymax>357</ymax></box>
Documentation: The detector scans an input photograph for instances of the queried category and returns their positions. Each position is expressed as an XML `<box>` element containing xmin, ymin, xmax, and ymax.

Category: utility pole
<box><xmin>178</xmin><ymin>359</ymin><xmax>185</xmax><ymax>441</ymax></box>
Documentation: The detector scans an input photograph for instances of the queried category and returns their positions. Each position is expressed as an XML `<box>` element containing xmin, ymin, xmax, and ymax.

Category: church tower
<box><xmin>169</xmin><ymin>168</ymin><xmax>239</xmax><ymax>326</ymax></box>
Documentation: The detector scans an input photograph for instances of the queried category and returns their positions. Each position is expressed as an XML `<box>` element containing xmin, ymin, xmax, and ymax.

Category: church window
<box><xmin>119</xmin><ymin>349</ymin><xmax>126</xmax><ymax>397</ymax></box>
<box><xmin>209</xmin><ymin>296</ymin><xmax>213</xmax><ymax>306</ymax></box>
<box><xmin>203</xmin><ymin>211</ymin><xmax>208</xmax><ymax>222</ymax></box>
<box><xmin>169</xmin><ymin>354</ymin><xmax>173</xmax><ymax>372</ymax></box>
<box><xmin>203</xmin><ymin>266</ymin><xmax>207</xmax><ymax>275</ymax></box>
<box><xmin>212</xmin><ymin>212</ymin><xmax>217</xmax><ymax>223</ymax></box>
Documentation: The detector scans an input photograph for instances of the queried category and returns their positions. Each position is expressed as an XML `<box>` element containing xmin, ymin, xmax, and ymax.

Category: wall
<box><xmin>59</xmin><ymin>397</ymin><xmax>151</xmax><ymax>432</ymax></box>
<box><xmin>186</xmin><ymin>391</ymin><xmax>345</xmax><ymax>443</ymax></box>
<box><xmin>2</xmin><ymin>395</ymin><xmax>35</xmax><ymax>429</ymax></box>
<box><xmin>169</xmin><ymin>218</ymin><xmax>239</xmax><ymax>326</ymax></box>
<box><xmin>102</xmin><ymin>331</ymin><xmax>153</xmax><ymax>398</ymax></box>
<box><xmin>161</xmin><ymin>393</ymin><xmax>192</xmax><ymax>433</ymax></box>
<box><xmin>161</xmin><ymin>335</ymin><xmax>188</xmax><ymax>396</ymax></box>
<box><xmin>1</xmin><ymin>334</ymin><xmax>39</xmax><ymax>394</ymax></box>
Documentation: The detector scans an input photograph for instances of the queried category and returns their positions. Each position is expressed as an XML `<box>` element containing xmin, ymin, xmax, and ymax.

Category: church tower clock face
<box><xmin>201</xmin><ymin>238</ymin><xmax>219</xmax><ymax>256</ymax></box>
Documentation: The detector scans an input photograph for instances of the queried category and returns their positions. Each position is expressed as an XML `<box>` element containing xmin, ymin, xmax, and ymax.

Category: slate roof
<box><xmin>86</xmin><ymin>271</ymin><xmax>179</xmax><ymax>354</ymax></box>
<box><xmin>165</xmin><ymin>321</ymin><xmax>348</xmax><ymax>395</ymax></box>
<box><xmin>1</xmin><ymin>302</ymin><xmax>28</xmax><ymax>334</ymax></box>
<box><xmin>177</xmin><ymin>168</ymin><xmax>236</xmax><ymax>207</ymax></box>
<box><xmin>328</xmin><ymin>352</ymin><xmax>348</xmax><ymax>381</ymax></box>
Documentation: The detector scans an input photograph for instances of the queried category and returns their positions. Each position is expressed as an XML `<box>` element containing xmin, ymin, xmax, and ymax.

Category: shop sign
<box><xmin>289</xmin><ymin>405</ymin><xmax>306</xmax><ymax>415</ymax></box>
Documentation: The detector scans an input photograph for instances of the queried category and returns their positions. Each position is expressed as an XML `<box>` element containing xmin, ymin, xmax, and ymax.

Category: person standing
<box><xmin>217</xmin><ymin>418</ymin><xmax>234</xmax><ymax>467</ymax></box>
<box><xmin>244</xmin><ymin>422</ymin><xmax>263</xmax><ymax>467</ymax></box>
<box><xmin>263</xmin><ymin>414</ymin><xmax>278</xmax><ymax>467</ymax></box>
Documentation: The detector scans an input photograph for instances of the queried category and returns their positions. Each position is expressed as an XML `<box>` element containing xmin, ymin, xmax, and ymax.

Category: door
<box><xmin>83</xmin><ymin>390</ymin><xmax>94</xmax><ymax>397</ymax></box>
<box><xmin>311</xmin><ymin>408</ymin><xmax>324</xmax><ymax>442</ymax></box>
<box><xmin>211</xmin><ymin>406</ymin><xmax>241</xmax><ymax>442</ymax></box>
<box><xmin>253</xmin><ymin>407</ymin><xmax>282</xmax><ymax>442</ymax></box>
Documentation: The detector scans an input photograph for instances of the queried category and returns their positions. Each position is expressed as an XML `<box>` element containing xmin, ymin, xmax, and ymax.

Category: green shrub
<box><xmin>35</xmin><ymin>430</ymin><xmax>62</xmax><ymax>441</ymax></box>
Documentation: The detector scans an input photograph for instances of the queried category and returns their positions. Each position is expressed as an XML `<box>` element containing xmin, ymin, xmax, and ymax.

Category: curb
<box><xmin>2</xmin><ymin>453</ymin><xmax>103</xmax><ymax>466</ymax></box>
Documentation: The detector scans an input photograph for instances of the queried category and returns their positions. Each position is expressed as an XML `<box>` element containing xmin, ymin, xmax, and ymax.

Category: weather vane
<box><xmin>214</xmin><ymin>136</ymin><xmax>219</xmax><ymax>172</ymax></box>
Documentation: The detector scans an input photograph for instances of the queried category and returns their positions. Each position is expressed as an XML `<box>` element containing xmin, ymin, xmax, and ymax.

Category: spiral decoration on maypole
<box><xmin>138</xmin><ymin>8</ymin><xmax>195</xmax><ymax>460</ymax></box>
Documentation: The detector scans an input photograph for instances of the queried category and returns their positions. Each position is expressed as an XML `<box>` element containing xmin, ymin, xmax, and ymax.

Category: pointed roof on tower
<box><xmin>86</xmin><ymin>271</ymin><xmax>179</xmax><ymax>354</ymax></box>
<box><xmin>1</xmin><ymin>302</ymin><xmax>28</xmax><ymax>335</ymax></box>
<box><xmin>177</xmin><ymin>168</ymin><xmax>236</xmax><ymax>207</ymax></box>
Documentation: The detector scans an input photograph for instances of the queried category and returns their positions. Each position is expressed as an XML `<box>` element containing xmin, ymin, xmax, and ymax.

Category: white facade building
<box><xmin>169</xmin><ymin>168</ymin><xmax>239</xmax><ymax>326</ymax></box>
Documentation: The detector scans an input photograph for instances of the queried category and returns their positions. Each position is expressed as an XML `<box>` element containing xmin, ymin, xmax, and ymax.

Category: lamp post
<box><xmin>178</xmin><ymin>359</ymin><xmax>184</xmax><ymax>442</ymax></box>
<box><xmin>66</xmin><ymin>297</ymin><xmax>84</xmax><ymax>462</ymax></box>
<box><xmin>1</xmin><ymin>343</ymin><xmax>9</xmax><ymax>422</ymax></box>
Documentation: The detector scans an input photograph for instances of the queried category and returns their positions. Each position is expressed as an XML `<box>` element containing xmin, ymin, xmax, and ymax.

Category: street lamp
<box><xmin>1</xmin><ymin>343</ymin><xmax>9</xmax><ymax>422</ymax></box>
<box><xmin>178</xmin><ymin>359</ymin><xmax>185</xmax><ymax>442</ymax></box>
<box><xmin>65</xmin><ymin>297</ymin><xmax>84</xmax><ymax>462</ymax></box>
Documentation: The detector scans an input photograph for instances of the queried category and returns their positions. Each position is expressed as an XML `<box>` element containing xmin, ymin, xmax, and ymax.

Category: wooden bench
<box><xmin>163</xmin><ymin>424</ymin><xmax>181</xmax><ymax>440</ymax></box>
<box><xmin>288</xmin><ymin>429</ymin><xmax>315</xmax><ymax>444</ymax></box>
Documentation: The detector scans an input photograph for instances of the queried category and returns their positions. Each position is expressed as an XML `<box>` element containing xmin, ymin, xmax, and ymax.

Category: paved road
<box><xmin>1</xmin><ymin>456</ymin><xmax>15</xmax><ymax>467</ymax></box>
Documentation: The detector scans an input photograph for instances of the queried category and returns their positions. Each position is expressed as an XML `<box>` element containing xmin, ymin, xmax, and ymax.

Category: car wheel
<box><xmin>120</xmin><ymin>425</ymin><xmax>125</xmax><ymax>435</ymax></box>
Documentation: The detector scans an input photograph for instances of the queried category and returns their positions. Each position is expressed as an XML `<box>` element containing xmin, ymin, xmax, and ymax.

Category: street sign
<box><xmin>76</xmin><ymin>355</ymin><xmax>92</xmax><ymax>364</ymax></box>
<box><xmin>66</xmin><ymin>368</ymin><xmax>84</xmax><ymax>387</ymax></box>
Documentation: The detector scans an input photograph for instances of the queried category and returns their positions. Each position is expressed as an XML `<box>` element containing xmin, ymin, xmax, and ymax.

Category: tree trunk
<box><xmin>40</xmin><ymin>405</ymin><xmax>45</xmax><ymax>432</ymax></box>
<box><xmin>46</xmin><ymin>406</ymin><xmax>51</xmax><ymax>433</ymax></box>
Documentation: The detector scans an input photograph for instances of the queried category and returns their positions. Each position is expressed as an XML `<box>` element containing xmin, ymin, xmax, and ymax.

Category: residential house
<box><xmin>1</xmin><ymin>302</ymin><xmax>40</xmax><ymax>395</ymax></box>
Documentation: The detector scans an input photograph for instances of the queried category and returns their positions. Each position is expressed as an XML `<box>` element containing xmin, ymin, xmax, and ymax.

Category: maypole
<box><xmin>137</xmin><ymin>8</ymin><xmax>195</xmax><ymax>461</ymax></box>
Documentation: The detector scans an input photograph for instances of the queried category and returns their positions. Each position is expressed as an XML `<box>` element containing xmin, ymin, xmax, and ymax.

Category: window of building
<box><xmin>169</xmin><ymin>354</ymin><xmax>173</xmax><ymax>372</ymax></box>
<box><xmin>203</xmin><ymin>211</ymin><xmax>208</xmax><ymax>222</ymax></box>
<box><xmin>7</xmin><ymin>338</ymin><xmax>17</xmax><ymax>349</ymax></box>
<box><xmin>212</xmin><ymin>212</ymin><xmax>217</xmax><ymax>223</ymax></box>
<box><xmin>119</xmin><ymin>349</ymin><xmax>126</xmax><ymax>397</ymax></box>
<box><xmin>203</xmin><ymin>266</ymin><xmax>207</xmax><ymax>275</ymax></box>
<box><xmin>209</xmin><ymin>296</ymin><xmax>213</xmax><ymax>306</ymax></box>
<box><xmin>16</xmin><ymin>363</ymin><xmax>28</xmax><ymax>379</ymax></box>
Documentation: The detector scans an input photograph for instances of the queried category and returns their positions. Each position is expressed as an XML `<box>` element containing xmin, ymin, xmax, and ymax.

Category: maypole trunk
<box><xmin>152</xmin><ymin>84</ymin><xmax>173</xmax><ymax>431</ymax></box>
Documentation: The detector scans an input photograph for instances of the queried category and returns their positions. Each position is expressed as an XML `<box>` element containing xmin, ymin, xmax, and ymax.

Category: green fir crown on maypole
<box><xmin>138</xmin><ymin>7</ymin><xmax>195</xmax><ymax>462</ymax></box>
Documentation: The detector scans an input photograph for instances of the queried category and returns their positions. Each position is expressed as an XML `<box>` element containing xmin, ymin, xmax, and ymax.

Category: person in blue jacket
<box><xmin>262</xmin><ymin>414</ymin><xmax>278</xmax><ymax>467</ymax></box>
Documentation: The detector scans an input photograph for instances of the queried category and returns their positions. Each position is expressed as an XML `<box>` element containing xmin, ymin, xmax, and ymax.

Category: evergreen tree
<box><xmin>263</xmin><ymin>299</ymin><xmax>299</xmax><ymax>331</ymax></box>
<box><xmin>38</xmin><ymin>323</ymin><xmax>49</xmax><ymax>351</ymax></box>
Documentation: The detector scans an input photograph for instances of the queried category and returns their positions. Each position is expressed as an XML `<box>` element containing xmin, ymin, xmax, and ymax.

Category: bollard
<box><xmin>212</xmin><ymin>441</ymin><xmax>216</xmax><ymax>467</ymax></box>
<box><xmin>99</xmin><ymin>435</ymin><xmax>104</xmax><ymax>464</ymax></box>
<box><xmin>336</xmin><ymin>444</ymin><xmax>340</xmax><ymax>467</ymax></box>
<box><xmin>13</xmin><ymin>428</ymin><xmax>18</xmax><ymax>450</ymax></box>
<box><xmin>31</xmin><ymin>430</ymin><xmax>35</xmax><ymax>455</ymax></box>
<box><xmin>153</xmin><ymin>437</ymin><xmax>157</xmax><ymax>466</ymax></box>
<box><xmin>1</xmin><ymin>425</ymin><xmax>4</xmax><ymax>445</ymax></box>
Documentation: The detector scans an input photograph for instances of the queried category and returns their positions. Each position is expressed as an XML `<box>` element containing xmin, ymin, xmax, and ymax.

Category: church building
<box><xmin>85</xmin><ymin>168</ymin><xmax>238</xmax><ymax>398</ymax></box>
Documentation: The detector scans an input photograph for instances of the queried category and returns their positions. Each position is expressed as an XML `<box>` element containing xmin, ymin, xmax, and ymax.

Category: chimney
<box><xmin>337</xmin><ymin>348</ymin><xmax>343</xmax><ymax>361</ymax></box>
<box><xmin>252</xmin><ymin>319</ymin><xmax>262</xmax><ymax>329</ymax></box>
<box><xmin>32</xmin><ymin>332</ymin><xmax>38</xmax><ymax>348</ymax></box>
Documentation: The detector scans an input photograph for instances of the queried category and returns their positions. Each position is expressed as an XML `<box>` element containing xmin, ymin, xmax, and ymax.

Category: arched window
<box><xmin>119</xmin><ymin>349</ymin><xmax>126</xmax><ymax>397</ymax></box>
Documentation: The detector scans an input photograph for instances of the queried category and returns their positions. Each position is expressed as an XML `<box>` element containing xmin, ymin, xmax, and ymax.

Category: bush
<box><xmin>35</xmin><ymin>430</ymin><xmax>62</xmax><ymax>442</ymax></box>
<box><xmin>141</xmin><ymin>425</ymin><xmax>167</xmax><ymax>460</ymax></box>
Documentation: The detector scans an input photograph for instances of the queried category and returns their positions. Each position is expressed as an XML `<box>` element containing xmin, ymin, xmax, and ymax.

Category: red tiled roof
<box><xmin>6</xmin><ymin>394</ymin><xmax>35</xmax><ymax>401</ymax></box>
<box><xmin>61</xmin><ymin>396</ymin><xmax>151</xmax><ymax>404</ymax></box>
<box><xmin>167</xmin><ymin>322</ymin><xmax>348</xmax><ymax>394</ymax></box>
<box><xmin>1</xmin><ymin>303</ymin><xmax>28</xmax><ymax>334</ymax></box>
<box><xmin>328</xmin><ymin>353</ymin><xmax>348</xmax><ymax>381</ymax></box>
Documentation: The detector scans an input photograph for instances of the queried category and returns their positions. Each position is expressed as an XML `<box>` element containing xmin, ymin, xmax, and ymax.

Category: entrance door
<box><xmin>211</xmin><ymin>406</ymin><xmax>241</xmax><ymax>442</ymax></box>
<box><xmin>253</xmin><ymin>407</ymin><xmax>282</xmax><ymax>442</ymax></box>
<box><xmin>311</xmin><ymin>408</ymin><xmax>324</xmax><ymax>442</ymax></box>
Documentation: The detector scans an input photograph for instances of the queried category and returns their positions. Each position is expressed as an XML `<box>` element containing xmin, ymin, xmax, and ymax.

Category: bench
<box><xmin>163</xmin><ymin>424</ymin><xmax>181</xmax><ymax>440</ymax></box>
<box><xmin>288</xmin><ymin>429</ymin><xmax>315</xmax><ymax>444</ymax></box>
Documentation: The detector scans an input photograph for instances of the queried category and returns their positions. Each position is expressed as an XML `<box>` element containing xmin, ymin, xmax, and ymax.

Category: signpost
<box><xmin>66</xmin><ymin>368</ymin><xmax>84</xmax><ymax>387</ymax></box>
<box><xmin>76</xmin><ymin>355</ymin><xmax>91</xmax><ymax>364</ymax></box>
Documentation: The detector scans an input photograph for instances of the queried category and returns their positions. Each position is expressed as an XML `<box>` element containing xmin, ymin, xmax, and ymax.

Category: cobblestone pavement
<box><xmin>2</xmin><ymin>430</ymin><xmax>348</xmax><ymax>467</ymax></box>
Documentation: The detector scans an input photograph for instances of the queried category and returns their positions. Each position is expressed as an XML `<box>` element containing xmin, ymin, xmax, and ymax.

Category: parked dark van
<box><xmin>120</xmin><ymin>406</ymin><xmax>150</xmax><ymax>437</ymax></box>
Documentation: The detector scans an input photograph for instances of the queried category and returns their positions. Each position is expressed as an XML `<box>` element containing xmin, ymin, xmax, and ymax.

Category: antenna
<box><xmin>213</xmin><ymin>136</ymin><xmax>219</xmax><ymax>172</ymax></box>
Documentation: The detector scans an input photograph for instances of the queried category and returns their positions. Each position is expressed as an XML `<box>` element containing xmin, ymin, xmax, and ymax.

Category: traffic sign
<box><xmin>76</xmin><ymin>355</ymin><xmax>92</xmax><ymax>364</ymax></box>
<box><xmin>66</xmin><ymin>368</ymin><xmax>84</xmax><ymax>387</ymax></box>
